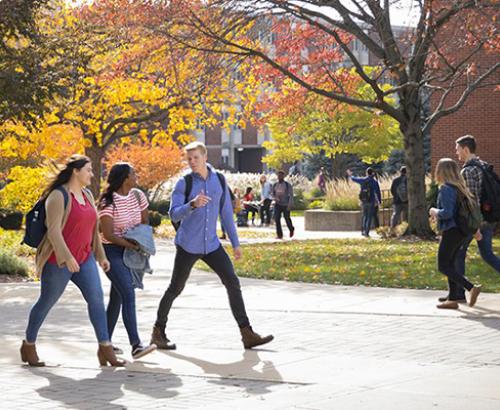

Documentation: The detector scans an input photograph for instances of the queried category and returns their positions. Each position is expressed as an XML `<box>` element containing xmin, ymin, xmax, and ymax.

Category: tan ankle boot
<box><xmin>20</xmin><ymin>340</ymin><xmax>45</xmax><ymax>367</ymax></box>
<box><xmin>240</xmin><ymin>326</ymin><xmax>274</xmax><ymax>349</ymax></box>
<box><xmin>97</xmin><ymin>344</ymin><xmax>125</xmax><ymax>367</ymax></box>
<box><xmin>150</xmin><ymin>326</ymin><xmax>176</xmax><ymax>350</ymax></box>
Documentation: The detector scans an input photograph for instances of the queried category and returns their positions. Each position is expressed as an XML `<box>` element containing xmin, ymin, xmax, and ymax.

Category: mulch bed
<box><xmin>0</xmin><ymin>274</ymin><xmax>32</xmax><ymax>283</ymax></box>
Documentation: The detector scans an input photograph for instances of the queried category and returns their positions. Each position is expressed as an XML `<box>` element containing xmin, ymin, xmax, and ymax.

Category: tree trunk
<box><xmin>331</xmin><ymin>152</ymin><xmax>351</xmax><ymax>179</ymax></box>
<box><xmin>85</xmin><ymin>142</ymin><xmax>105</xmax><ymax>197</ymax></box>
<box><xmin>401</xmin><ymin>118</ymin><xmax>434</xmax><ymax>238</ymax></box>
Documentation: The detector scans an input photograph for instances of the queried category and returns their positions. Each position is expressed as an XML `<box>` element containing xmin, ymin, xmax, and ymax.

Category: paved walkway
<box><xmin>1</xmin><ymin>241</ymin><xmax>500</xmax><ymax>409</ymax></box>
<box><xmin>233</xmin><ymin>216</ymin><xmax>376</xmax><ymax>244</ymax></box>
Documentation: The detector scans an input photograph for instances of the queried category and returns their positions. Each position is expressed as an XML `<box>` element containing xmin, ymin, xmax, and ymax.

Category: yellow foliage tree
<box><xmin>0</xmin><ymin>166</ymin><xmax>48</xmax><ymax>213</ymax></box>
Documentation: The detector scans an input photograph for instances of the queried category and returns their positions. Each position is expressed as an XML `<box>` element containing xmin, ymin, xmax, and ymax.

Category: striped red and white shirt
<box><xmin>98</xmin><ymin>188</ymin><xmax>149</xmax><ymax>244</ymax></box>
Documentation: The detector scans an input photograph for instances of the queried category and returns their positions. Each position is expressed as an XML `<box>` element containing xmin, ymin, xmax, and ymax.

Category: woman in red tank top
<box><xmin>21</xmin><ymin>155</ymin><xmax>124</xmax><ymax>367</ymax></box>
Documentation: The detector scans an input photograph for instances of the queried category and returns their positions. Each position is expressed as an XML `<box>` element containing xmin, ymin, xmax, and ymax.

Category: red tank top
<box><xmin>48</xmin><ymin>193</ymin><xmax>97</xmax><ymax>265</ymax></box>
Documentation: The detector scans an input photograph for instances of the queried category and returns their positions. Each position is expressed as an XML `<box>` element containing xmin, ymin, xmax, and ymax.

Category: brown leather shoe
<box><xmin>240</xmin><ymin>326</ymin><xmax>274</xmax><ymax>349</ymax></box>
<box><xmin>438</xmin><ymin>296</ymin><xmax>467</xmax><ymax>303</ymax></box>
<box><xmin>97</xmin><ymin>344</ymin><xmax>125</xmax><ymax>367</ymax></box>
<box><xmin>469</xmin><ymin>285</ymin><xmax>481</xmax><ymax>307</ymax></box>
<box><xmin>20</xmin><ymin>340</ymin><xmax>45</xmax><ymax>367</ymax></box>
<box><xmin>436</xmin><ymin>301</ymin><xmax>459</xmax><ymax>309</ymax></box>
<box><xmin>151</xmin><ymin>326</ymin><xmax>176</xmax><ymax>350</ymax></box>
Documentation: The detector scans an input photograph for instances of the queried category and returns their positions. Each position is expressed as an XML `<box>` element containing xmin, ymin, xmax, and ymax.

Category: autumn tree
<box><xmin>36</xmin><ymin>0</ymin><xmax>261</xmax><ymax>194</ymax></box>
<box><xmin>160</xmin><ymin>0</ymin><xmax>499</xmax><ymax>237</ymax></box>
<box><xmin>0</xmin><ymin>0</ymin><xmax>94</xmax><ymax>123</ymax></box>
<box><xmin>104</xmin><ymin>141</ymin><xmax>184</xmax><ymax>201</ymax></box>
<box><xmin>260</xmin><ymin>68</ymin><xmax>402</xmax><ymax>174</ymax></box>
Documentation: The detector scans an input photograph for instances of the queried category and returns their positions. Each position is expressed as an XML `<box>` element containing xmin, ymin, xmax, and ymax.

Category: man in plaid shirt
<box><xmin>439</xmin><ymin>135</ymin><xmax>500</xmax><ymax>304</ymax></box>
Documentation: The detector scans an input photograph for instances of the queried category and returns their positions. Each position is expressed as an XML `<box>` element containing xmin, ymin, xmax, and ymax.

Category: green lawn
<box><xmin>197</xmin><ymin>238</ymin><xmax>500</xmax><ymax>292</ymax></box>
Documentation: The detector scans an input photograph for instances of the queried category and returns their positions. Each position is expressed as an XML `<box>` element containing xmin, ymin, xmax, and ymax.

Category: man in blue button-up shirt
<box><xmin>151</xmin><ymin>142</ymin><xmax>274</xmax><ymax>350</ymax></box>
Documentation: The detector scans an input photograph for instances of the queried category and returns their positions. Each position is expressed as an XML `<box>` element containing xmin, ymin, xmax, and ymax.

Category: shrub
<box><xmin>324</xmin><ymin>178</ymin><xmax>360</xmax><ymax>210</ymax></box>
<box><xmin>149</xmin><ymin>200</ymin><xmax>170</xmax><ymax>216</ymax></box>
<box><xmin>148</xmin><ymin>211</ymin><xmax>162</xmax><ymax>228</ymax></box>
<box><xmin>293</xmin><ymin>189</ymin><xmax>309</xmax><ymax>210</ymax></box>
<box><xmin>308</xmin><ymin>186</ymin><xmax>324</xmax><ymax>199</ymax></box>
<box><xmin>0</xmin><ymin>228</ymin><xmax>34</xmax><ymax>257</ymax></box>
<box><xmin>0</xmin><ymin>166</ymin><xmax>47</xmax><ymax>213</ymax></box>
<box><xmin>0</xmin><ymin>250</ymin><xmax>29</xmax><ymax>276</ymax></box>
<box><xmin>0</xmin><ymin>209</ymin><xmax>23</xmax><ymax>230</ymax></box>
<box><xmin>308</xmin><ymin>199</ymin><xmax>324</xmax><ymax>209</ymax></box>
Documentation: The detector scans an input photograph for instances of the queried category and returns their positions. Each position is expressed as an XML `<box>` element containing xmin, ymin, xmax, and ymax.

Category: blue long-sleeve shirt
<box><xmin>350</xmin><ymin>175</ymin><xmax>382</xmax><ymax>204</ymax></box>
<box><xmin>169</xmin><ymin>165</ymin><xmax>240</xmax><ymax>254</ymax></box>
<box><xmin>436</xmin><ymin>183</ymin><xmax>458</xmax><ymax>231</ymax></box>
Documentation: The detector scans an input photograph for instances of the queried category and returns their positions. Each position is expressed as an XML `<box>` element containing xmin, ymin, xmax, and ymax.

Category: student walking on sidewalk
<box><xmin>151</xmin><ymin>142</ymin><xmax>274</xmax><ymax>350</ymax></box>
<box><xmin>21</xmin><ymin>155</ymin><xmax>124</xmax><ymax>367</ymax></box>
<box><xmin>429</xmin><ymin>158</ymin><xmax>482</xmax><ymax>310</ymax></box>
<box><xmin>272</xmin><ymin>170</ymin><xmax>295</xmax><ymax>239</ymax></box>
<box><xmin>98</xmin><ymin>163</ymin><xmax>157</xmax><ymax>360</ymax></box>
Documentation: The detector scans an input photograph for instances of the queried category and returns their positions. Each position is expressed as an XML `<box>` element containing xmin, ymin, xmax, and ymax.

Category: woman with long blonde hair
<box><xmin>429</xmin><ymin>158</ymin><xmax>481</xmax><ymax>309</ymax></box>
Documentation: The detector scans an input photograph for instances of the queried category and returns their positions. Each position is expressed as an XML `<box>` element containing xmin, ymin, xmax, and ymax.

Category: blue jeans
<box><xmin>454</xmin><ymin>223</ymin><xmax>500</xmax><ymax>300</ymax></box>
<box><xmin>25</xmin><ymin>253</ymin><xmax>109</xmax><ymax>343</ymax></box>
<box><xmin>362</xmin><ymin>203</ymin><xmax>376</xmax><ymax>235</ymax></box>
<box><xmin>104</xmin><ymin>244</ymin><xmax>141</xmax><ymax>346</ymax></box>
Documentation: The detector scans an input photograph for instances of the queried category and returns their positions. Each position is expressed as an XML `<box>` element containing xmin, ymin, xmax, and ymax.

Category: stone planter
<box><xmin>304</xmin><ymin>209</ymin><xmax>392</xmax><ymax>231</ymax></box>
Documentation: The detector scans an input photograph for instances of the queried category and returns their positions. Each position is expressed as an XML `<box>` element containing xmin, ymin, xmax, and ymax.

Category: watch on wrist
<box><xmin>190</xmin><ymin>200</ymin><xmax>196</xmax><ymax>209</ymax></box>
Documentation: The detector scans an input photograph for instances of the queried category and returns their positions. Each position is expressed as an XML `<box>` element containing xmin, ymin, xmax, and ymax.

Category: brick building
<box><xmin>430</xmin><ymin>5</ymin><xmax>500</xmax><ymax>172</ymax></box>
<box><xmin>430</xmin><ymin>66</ymin><xmax>500</xmax><ymax>172</ymax></box>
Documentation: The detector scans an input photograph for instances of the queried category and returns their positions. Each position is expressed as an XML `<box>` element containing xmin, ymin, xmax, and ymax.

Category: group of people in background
<box><xmin>348</xmin><ymin>134</ymin><xmax>499</xmax><ymax>309</ymax></box>
<box><xmin>224</xmin><ymin>170</ymin><xmax>295</xmax><ymax>240</ymax></box>
<box><xmin>20</xmin><ymin>141</ymin><xmax>274</xmax><ymax>368</ymax></box>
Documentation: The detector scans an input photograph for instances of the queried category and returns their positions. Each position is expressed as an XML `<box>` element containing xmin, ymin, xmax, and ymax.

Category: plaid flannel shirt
<box><xmin>461</xmin><ymin>158</ymin><xmax>487</xmax><ymax>206</ymax></box>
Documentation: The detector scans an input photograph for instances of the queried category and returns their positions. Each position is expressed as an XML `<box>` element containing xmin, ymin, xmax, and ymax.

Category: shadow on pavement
<box><xmin>460</xmin><ymin>307</ymin><xmax>500</xmax><ymax>332</ymax></box>
<box><xmin>27</xmin><ymin>364</ymin><xmax>182</xmax><ymax>409</ymax></box>
<box><xmin>162</xmin><ymin>349</ymin><xmax>283</xmax><ymax>395</ymax></box>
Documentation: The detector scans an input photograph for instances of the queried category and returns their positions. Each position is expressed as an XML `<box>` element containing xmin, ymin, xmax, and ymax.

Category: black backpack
<box><xmin>171</xmin><ymin>172</ymin><xmax>227</xmax><ymax>231</ymax></box>
<box><xmin>359</xmin><ymin>180</ymin><xmax>371</xmax><ymax>203</ymax></box>
<box><xmin>455</xmin><ymin>190</ymin><xmax>482</xmax><ymax>236</ymax></box>
<box><xmin>472</xmin><ymin>162</ymin><xmax>500</xmax><ymax>223</ymax></box>
<box><xmin>23</xmin><ymin>187</ymin><xmax>69</xmax><ymax>248</ymax></box>
<box><xmin>396</xmin><ymin>177</ymin><xmax>408</xmax><ymax>203</ymax></box>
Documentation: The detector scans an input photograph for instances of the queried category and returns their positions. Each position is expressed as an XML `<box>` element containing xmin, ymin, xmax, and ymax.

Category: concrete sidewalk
<box><xmin>1</xmin><ymin>242</ymin><xmax>499</xmax><ymax>409</ymax></box>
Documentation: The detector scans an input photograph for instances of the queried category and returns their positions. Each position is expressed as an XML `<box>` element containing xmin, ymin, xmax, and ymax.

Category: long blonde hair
<box><xmin>435</xmin><ymin>158</ymin><xmax>475</xmax><ymax>205</ymax></box>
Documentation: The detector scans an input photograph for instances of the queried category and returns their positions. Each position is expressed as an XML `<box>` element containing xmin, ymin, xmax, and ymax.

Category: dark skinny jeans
<box><xmin>438</xmin><ymin>228</ymin><xmax>474</xmax><ymax>299</ymax></box>
<box><xmin>155</xmin><ymin>245</ymin><xmax>250</xmax><ymax>329</ymax></box>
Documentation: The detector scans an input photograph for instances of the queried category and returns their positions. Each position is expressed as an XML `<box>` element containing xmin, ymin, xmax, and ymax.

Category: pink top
<box><xmin>48</xmin><ymin>193</ymin><xmax>96</xmax><ymax>264</ymax></box>
<box><xmin>98</xmin><ymin>188</ymin><xmax>149</xmax><ymax>244</ymax></box>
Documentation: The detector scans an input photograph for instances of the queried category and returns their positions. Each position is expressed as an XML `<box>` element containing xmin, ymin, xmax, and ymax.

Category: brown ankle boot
<box><xmin>240</xmin><ymin>326</ymin><xmax>274</xmax><ymax>349</ymax></box>
<box><xmin>97</xmin><ymin>344</ymin><xmax>126</xmax><ymax>367</ymax></box>
<box><xmin>150</xmin><ymin>326</ymin><xmax>176</xmax><ymax>350</ymax></box>
<box><xmin>20</xmin><ymin>340</ymin><xmax>45</xmax><ymax>367</ymax></box>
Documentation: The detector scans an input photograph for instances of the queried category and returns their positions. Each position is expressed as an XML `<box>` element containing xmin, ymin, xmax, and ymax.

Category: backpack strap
<box><xmin>180</xmin><ymin>171</ymin><xmax>225</xmax><ymax>210</ymax></box>
<box><xmin>183</xmin><ymin>174</ymin><xmax>193</xmax><ymax>204</ymax></box>
<box><xmin>55</xmin><ymin>186</ymin><xmax>69</xmax><ymax>209</ymax></box>
<box><xmin>216</xmin><ymin>172</ymin><xmax>227</xmax><ymax>212</ymax></box>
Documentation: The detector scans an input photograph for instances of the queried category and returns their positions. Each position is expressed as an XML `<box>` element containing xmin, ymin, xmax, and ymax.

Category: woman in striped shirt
<box><xmin>98</xmin><ymin>163</ymin><xmax>156</xmax><ymax>360</ymax></box>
